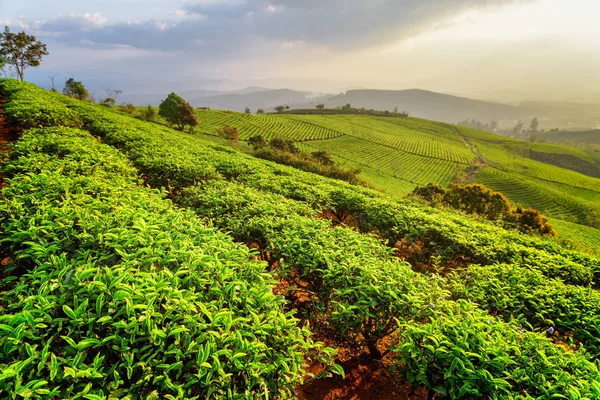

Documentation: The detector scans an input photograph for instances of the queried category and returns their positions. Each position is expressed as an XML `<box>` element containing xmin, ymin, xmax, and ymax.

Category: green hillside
<box><xmin>2</xmin><ymin>80</ymin><xmax>600</xmax><ymax>399</ymax></box>
<box><xmin>188</xmin><ymin>108</ymin><xmax>600</xmax><ymax>244</ymax></box>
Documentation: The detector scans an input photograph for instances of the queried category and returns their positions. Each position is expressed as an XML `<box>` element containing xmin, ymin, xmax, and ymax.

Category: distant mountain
<box><xmin>315</xmin><ymin>89</ymin><xmax>599</xmax><ymax>130</ymax></box>
<box><xmin>323</xmin><ymin>89</ymin><xmax>526</xmax><ymax>123</ymax></box>
<box><xmin>189</xmin><ymin>88</ymin><xmax>329</xmax><ymax>112</ymax></box>
<box><xmin>125</xmin><ymin>86</ymin><xmax>599</xmax><ymax>130</ymax></box>
<box><xmin>121</xmin><ymin>86</ymin><xmax>273</xmax><ymax>107</ymax></box>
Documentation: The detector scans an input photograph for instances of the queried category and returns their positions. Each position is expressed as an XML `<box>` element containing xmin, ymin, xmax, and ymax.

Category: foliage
<box><xmin>448</xmin><ymin>263</ymin><xmax>600</xmax><ymax>357</ymax></box>
<box><xmin>442</xmin><ymin>183</ymin><xmax>513</xmax><ymax>220</ymax></box>
<box><xmin>3</xmin><ymin>79</ymin><xmax>600</xmax><ymax>398</ymax></box>
<box><xmin>100</xmin><ymin>97</ymin><xmax>116</xmax><ymax>107</ymax></box>
<box><xmin>63</xmin><ymin>78</ymin><xmax>90</xmax><ymax>101</ymax></box>
<box><xmin>248</xmin><ymin>135</ymin><xmax>268</xmax><ymax>150</ymax></box>
<box><xmin>311</xmin><ymin>151</ymin><xmax>334</xmax><ymax>166</ymax></box>
<box><xmin>117</xmin><ymin>103</ymin><xmax>136</xmax><ymax>114</ymax></box>
<box><xmin>254</xmin><ymin>143</ymin><xmax>370</xmax><ymax>188</ymax></box>
<box><xmin>507</xmin><ymin>206</ymin><xmax>555</xmax><ymax>236</ymax></box>
<box><xmin>412</xmin><ymin>183</ymin><xmax>555</xmax><ymax>236</ymax></box>
<box><xmin>0</xmin><ymin>126</ymin><xmax>330</xmax><ymax>398</ymax></box>
<box><xmin>0</xmin><ymin>26</ymin><xmax>48</xmax><ymax>81</ymax></box>
<box><xmin>393</xmin><ymin>301</ymin><xmax>600</xmax><ymax>399</ymax></box>
<box><xmin>411</xmin><ymin>183</ymin><xmax>446</xmax><ymax>203</ymax></box>
<box><xmin>270</xmin><ymin>137</ymin><xmax>298</xmax><ymax>154</ymax></box>
<box><xmin>158</xmin><ymin>92</ymin><xmax>199</xmax><ymax>131</ymax></box>
<box><xmin>275</xmin><ymin>105</ymin><xmax>286</xmax><ymax>113</ymax></box>
<box><xmin>140</xmin><ymin>105</ymin><xmax>157</xmax><ymax>122</ymax></box>
<box><xmin>256</xmin><ymin>108</ymin><xmax>264</xmax><ymax>114</ymax></box>
<box><xmin>216</xmin><ymin>123</ymin><xmax>239</xmax><ymax>145</ymax></box>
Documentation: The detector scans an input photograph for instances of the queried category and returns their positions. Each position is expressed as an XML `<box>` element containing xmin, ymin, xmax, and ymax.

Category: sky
<box><xmin>2</xmin><ymin>0</ymin><xmax>600</xmax><ymax>102</ymax></box>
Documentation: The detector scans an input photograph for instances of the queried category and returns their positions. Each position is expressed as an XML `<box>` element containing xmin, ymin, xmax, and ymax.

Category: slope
<box><xmin>192</xmin><ymin>108</ymin><xmax>600</xmax><ymax>243</ymax></box>
<box><xmin>2</xmin><ymin>80</ymin><xmax>600</xmax><ymax>399</ymax></box>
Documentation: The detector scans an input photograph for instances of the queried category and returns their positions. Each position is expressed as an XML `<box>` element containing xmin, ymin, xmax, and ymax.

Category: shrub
<box><xmin>140</xmin><ymin>105</ymin><xmax>157</xmax><ymax>122</ymax></box>
<box><xmin>442</xmin><ymin>183</ymin><xmax>512</xmax><ymax>220</ymax></box>
<box><xmin>311</xmin><ymin>151</ymin><xmax>335</xmax><ymax>166</ymax></box>
<box><xmin>118</xmin><ymin>103</ymin><xmax>136</xmax><ymax>114</ymax></box>
<box><xmin>394</xmin><ymin>301</ymin><xmax>600</xmax><ymax>399</ymax></box>
<box><xmin>248</xmin><ymin>135</ymin><xmax>268</xmax><ymax>150</ymax></box>
<box><xmin>507</xmin><ymin>206</ymin><xmax>555</xmax><ymax>235</ymax></box>
<box><xmin>411</xmin><ymin>183</ymin><xmax>446</xmax><ymax>203</ymax></box>
<box><xmin>216</xmin><ymin>123</ymin><xmax>239</xmax><ymax>145</ymax></box>
<box><xmin>412</xmin><ymin>183</ymin><xmax>555</xmax><ymax>236</ymax></box>
<box><xmin>0</xmin><ymin>126</ymin><xmax>329</xmax><ymax>398</ymax></box>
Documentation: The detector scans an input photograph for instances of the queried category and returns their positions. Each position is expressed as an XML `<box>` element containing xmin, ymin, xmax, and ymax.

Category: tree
<box><xmin>270</xmin><ymin>137</ymin><xmax>289</xmax><ymax>152</ymax></box>
<box><xmin>118</xmin><ymin>103</ymin><xmax>136</xmax><ymax>114</ymax></box>
<box><xmin>311</xmin><ymin>151</ymin><xmax>334</xmax><ymax>166</ymax></box>
<box><xmin>217</xmin><ymin>123</ymin><xmax>239</xmax><ymax>145</ymax></box>
<box><xmin>248</xmin><ymin>135</ymin><xmax>268</xmax><ymax>150</ymax></box>
<box><xmin>529</xmin><ymin>117</ymin><xmax>539</xmax><ymax>133</ymax></box>
<box><xmin>63</xmin><ymin>78</ymin><xmax>89</xmax><ymax>101</ymax></box>
<box><xmin>316</xmin><ymin>104</ymin><xmax>325</xmax><ymax>110</ymax></box>
<box><xmin>511</xmin><ymin>121</ymin><xmax>524</xmax><ymax>137</ymax></box>
<box><xmin>393</xmin><ymin>106</ymin><xmax>399</xmax><ymax>114</ymax></box>
<box><xmin>342</xmin><ymin>103</ymin><xmax>352</xmax><ymax>111</ymax></box>
<box><xmin>100</xmin><ymin>97</ymin><xmax>116</xmax><ymax>107</ymax></box>
<box><xmin>159</xmin><ymin>92</ymin><xmax>199</xmax><ymax>131</ymax></box>
<box><xmin>48</xmin><ymin>74</ymin><xmax>58</xmax><ymax>92</ymax></box>
<box><xmin>0</xmin><ymin>26</ymin><xmax>48</xmax><ymax>81</ymax></box>
<box><xmin>284</xmin><ymin>105</ymin><xmax>290</xmax><ymax>111</ymax></box>
<box><xmin>244</xmin><ymin>106</ymin><xmax>252</xmax><ymax>114</ymax></box>
<box><xmin>142</xmin><ymin>105</ymin><xmax>157</xmax><ymax>122</ymax></box>
<box><xmin>275</xmin><ymin>105</ymin><xmax>286</xmax><ymax>113</ymax></box>
<box><xmin>256</xmin><ymin>108</ymin><xmax>264</xmax><ymax>114</ymax></box>
<box><xmin>103</xmin><ymin>87</ymin><xmax>122</xmax><ymax>103</ymax></box>
<box><xmin>270</xmin><ymin>138</ymin><xmax>298</xmax><ymax>154</ymax></box>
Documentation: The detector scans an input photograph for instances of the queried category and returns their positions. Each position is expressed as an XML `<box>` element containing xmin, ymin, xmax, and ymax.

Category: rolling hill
<box><xmin>191</xmin><ymin>108</ymin><xmax>600</xmax><ymax>249</ymax></box>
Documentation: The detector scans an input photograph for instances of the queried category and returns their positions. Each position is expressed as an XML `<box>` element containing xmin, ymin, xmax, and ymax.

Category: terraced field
<box><xmin>192</xmin><ymin>108</ymin><xmax>600</xmax><ymax>233</ymax></box>
<box><xmin>474</xmin><ymin>167</ymin><xmax>598</xmax><ymax>223</ymax></box>
<box><xmin>197</xmin><ymin>110</ymin><xmax>345</xmax><ymax>141</ymax></box>
<box><xmin>549</xmin><ymin>218</ymin><xmax>600</xmax><ymax>251</ymax></box>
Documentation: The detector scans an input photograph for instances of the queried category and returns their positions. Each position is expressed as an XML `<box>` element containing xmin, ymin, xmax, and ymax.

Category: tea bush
<box><xmin>0</xmin><ymin>127</ymin><xmax>327</xmax><ymax>398</ymax></box>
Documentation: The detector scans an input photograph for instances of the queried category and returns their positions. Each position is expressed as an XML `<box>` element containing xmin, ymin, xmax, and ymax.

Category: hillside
<box><xmin>192</xmin><ymin>108</ymin><xmax>600</xmax><ymax>246</ymax></box>
<box><xmin>2</xmin><ymin>80</ymin><xmax>600</xmax><ymax>399</ymax></box>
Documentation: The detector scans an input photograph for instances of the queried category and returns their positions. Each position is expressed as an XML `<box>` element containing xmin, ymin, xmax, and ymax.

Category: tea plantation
<box><xmin>1</xmin><ymin>79</ymin><xmax>600</xmax><ymax>399</ymax></box>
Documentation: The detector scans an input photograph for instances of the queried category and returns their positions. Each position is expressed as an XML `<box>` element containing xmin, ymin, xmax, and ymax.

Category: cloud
<box><xmin>6</xmin><ymin>0</ymin><xmax>537</xmax><ymax>91</ymax></box>
<box><xmin>15</xmin><ymin>0</ymin><xmax>530</xmax><ymax>57</ymax></box>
